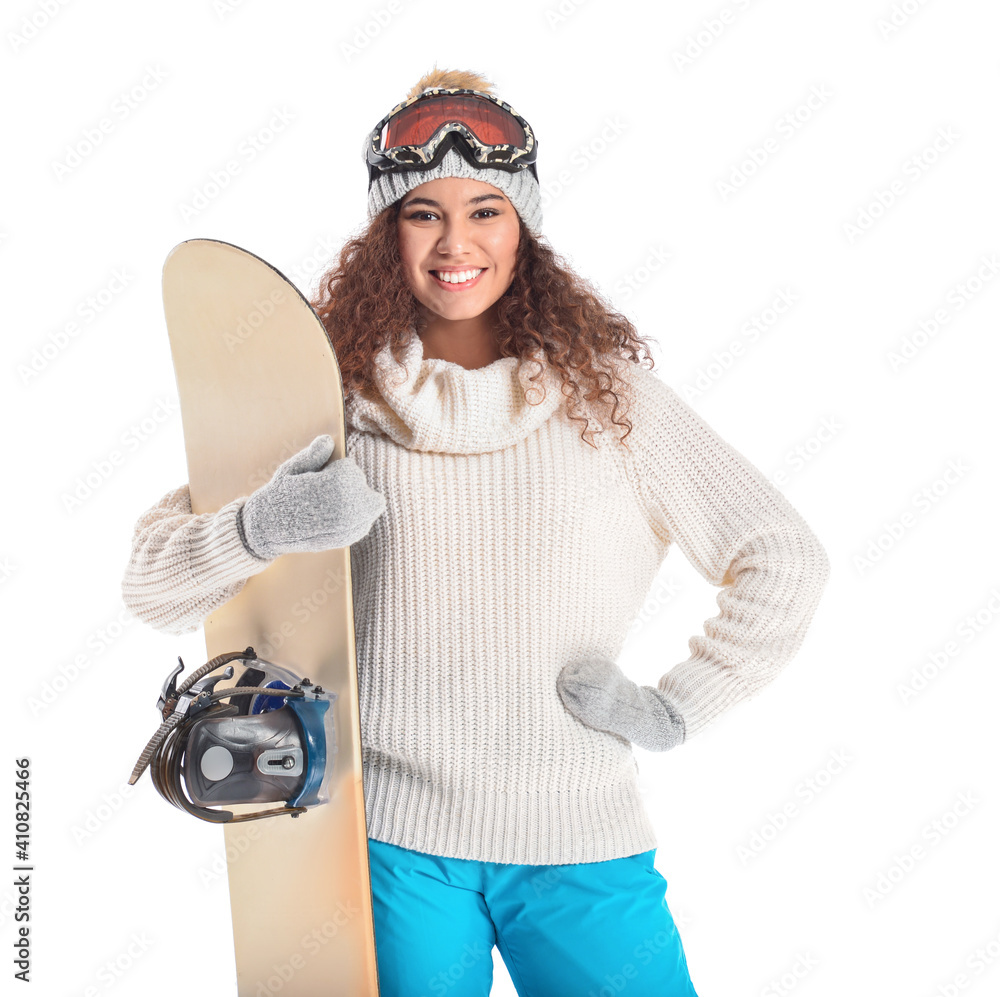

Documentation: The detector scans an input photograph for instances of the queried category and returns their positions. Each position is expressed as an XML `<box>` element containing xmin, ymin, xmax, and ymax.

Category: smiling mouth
<box><xmin>430</xmin><ymin>268</ymin><xmax>486</xmax><ymax>285</ymax></box>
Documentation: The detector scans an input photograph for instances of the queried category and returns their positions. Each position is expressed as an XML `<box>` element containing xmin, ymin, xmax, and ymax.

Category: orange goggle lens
<box><xmin>380</xmin><ymin>94</ymin><xmax>527</xmax><ymax>151</ymax></box>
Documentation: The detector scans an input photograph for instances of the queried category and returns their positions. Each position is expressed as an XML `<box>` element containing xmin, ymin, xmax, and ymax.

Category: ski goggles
<box><xmin>366</xmin><ymin>88</ymin><xmax>538</xmax><ymax>186</ymax></box>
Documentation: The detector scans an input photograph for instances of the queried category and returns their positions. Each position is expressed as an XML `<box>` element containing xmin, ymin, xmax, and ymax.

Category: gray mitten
<box><xmin>556</xmin><ymin>657</ymin><xmax>685</xmax><ymax>752</ymax></box>
<box><xmin>238</xmin><ymin>434</ymin><xmax>386</xmax><ymax>559</ymax></box>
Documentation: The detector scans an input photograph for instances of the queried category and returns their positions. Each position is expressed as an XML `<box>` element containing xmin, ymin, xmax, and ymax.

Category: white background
<box><xmin>3</xmin><ymin>1</ymin><xmax>1000</xmax><ymax>995</ymax></box>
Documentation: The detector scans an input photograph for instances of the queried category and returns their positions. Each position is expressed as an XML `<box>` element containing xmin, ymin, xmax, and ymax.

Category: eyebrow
<box><xmin>400</xmin><ymin>193</ymin><xmax>507</xmax><ymax>210</ymax></box>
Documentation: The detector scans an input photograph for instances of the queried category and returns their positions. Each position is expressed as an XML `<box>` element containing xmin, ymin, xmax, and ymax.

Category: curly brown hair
<box><xmin>310</xmin><ymin>201</ymin><xmax>659</xmax><ymax>451</ymax></box>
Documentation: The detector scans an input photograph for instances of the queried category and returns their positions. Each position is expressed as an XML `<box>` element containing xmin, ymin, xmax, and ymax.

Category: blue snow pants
<box><xmin>368</xmin><ymin>838</ymin><xmax>700</xmax><ymax>996</ymax></box>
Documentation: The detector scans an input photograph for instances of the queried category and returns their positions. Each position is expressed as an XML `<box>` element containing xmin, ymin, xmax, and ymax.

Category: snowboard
<box><xmin>161</xmin><ymin>238</ymin><xmax>381</xmax><ymax>996</ymax></box>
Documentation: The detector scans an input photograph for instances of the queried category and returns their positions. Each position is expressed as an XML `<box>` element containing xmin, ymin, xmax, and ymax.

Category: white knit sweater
<box><xmin>121</xmin><ymin>334</ymin><xmax>829</xmax><ymax>865</ymax></box>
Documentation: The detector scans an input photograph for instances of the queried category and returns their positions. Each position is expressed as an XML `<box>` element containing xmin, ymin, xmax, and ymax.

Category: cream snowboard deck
<box><xmin>162</xmin><ymin>238</ymin><xmax>380</xmax><ymax>996</ymax></box>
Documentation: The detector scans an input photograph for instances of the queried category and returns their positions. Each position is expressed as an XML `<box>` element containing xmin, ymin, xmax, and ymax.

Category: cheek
<box><xmin>396</xmin><ymin>229</ymin><xmax>414</xmax><ymax>269</ymax></box>
<box><xmin>491</xmin><ymin>230</ymin><xmax>519</xmax><ymax>276</ymax></box>
<box><xmin>396</xmin><ymin>236</ymin><xmax>425</xmax><ymax>290</ymax></box>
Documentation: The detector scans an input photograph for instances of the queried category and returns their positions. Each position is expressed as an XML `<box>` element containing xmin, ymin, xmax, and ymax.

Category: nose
<box><xmin>435</xmin><ymin>217</ymin><xmax>472</xmax><ymax>256</ymax></box>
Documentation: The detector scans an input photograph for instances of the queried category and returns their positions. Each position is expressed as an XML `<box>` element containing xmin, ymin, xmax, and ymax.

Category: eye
<box><xmin>404</xmin><ymin>210</ymin><xmax>437</xmax><ymax>221</ymax></box>
<box><xmin>474</xmin><ymin>208</ymin><xmax>500</xmax><ymax>219</ymax></box>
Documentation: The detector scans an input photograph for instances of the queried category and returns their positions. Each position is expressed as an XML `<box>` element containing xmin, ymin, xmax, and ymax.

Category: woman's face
<box><xmin>396</xmin><ymin>175</ymin><xmax>520</xmax><ymax>325</ymax></box>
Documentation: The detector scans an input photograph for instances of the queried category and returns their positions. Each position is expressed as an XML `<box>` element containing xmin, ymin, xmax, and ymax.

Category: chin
<box><xmin>429</xmin><ymin>304</ymin><xmax>492</xmax><ymax>323</ymax></box>
<box><xmin>418</xmin><ymin>291</ymin><xmax>498</xmax><ymax>322</ymax></box>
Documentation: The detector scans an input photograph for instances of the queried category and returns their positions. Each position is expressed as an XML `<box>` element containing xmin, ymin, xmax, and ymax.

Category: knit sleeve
<box><xmin>623</xmin><ymin>366</ymin><xmax>830</xmax><ymax>739</ymax></box>
<box><xmin>120</xmin><ymin>483</ymin><xmax>274</xmax><ymax>636</ymax></box>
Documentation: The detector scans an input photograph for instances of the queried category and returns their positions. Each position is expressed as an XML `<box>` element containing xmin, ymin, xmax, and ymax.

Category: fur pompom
<box><xmin>406</xmin><ymin>66</ymin><xmax>495</xmax><ymax>101</ymax></box>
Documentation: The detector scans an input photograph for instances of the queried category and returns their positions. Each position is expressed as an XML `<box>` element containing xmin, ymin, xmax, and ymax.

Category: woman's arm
<box><xmin>120</xmin><ymin>484</ymin><xmax>274</xmax><ymax>636</ymax></box>
<box><xmin>625</xmin><ymin>366</ymin><xmax>831</xmax><ymax>739</ymax></box>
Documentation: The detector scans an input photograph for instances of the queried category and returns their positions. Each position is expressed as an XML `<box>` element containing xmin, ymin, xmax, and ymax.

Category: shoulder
<box><xmin>614</xmin><ymin>360</ymin><xmax>708</xmax><ymax>453</ymax></box>
<box><xmin>621</xmin><ymin>362</ymin><xmax>671</xmax><ymax>405</ymax></box>
<box><xmin>615</xmin><ymin>363</ymin><xmax>779</xmax><ymax>511</ymax></box>
<box><xmin>615</xmin><ymin>359</ymin><xmax>687</xmax><ymax>413</ymax></box>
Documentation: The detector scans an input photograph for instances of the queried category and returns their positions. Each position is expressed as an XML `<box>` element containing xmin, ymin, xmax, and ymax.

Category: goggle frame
<box><xmin>366</xmin><ymin>88</ymin><xmax>539</xmax><ymax>185</ymax></box>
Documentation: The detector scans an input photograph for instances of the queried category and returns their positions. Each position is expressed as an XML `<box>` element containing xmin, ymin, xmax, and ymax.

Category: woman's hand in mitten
<box><xmin>237</xmin><ymin>434</ymin><xmax>386</xmax><ymax>559</ymax></box>
<box><xmin>556</xmin><ymin>657</ymin><xmax>685</xmax><ymax>751</ymax></box>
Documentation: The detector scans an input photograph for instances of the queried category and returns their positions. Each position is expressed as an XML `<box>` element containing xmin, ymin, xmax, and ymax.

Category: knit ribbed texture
<box><xmin>368</xmin><ymin>146</ymin><xmax>544</xmax><ymax>237</ymax></box>
<box><xmin>346</xmin><ymin>333</ymin><xmax>560</xmax><ymax>452</ymax></box>
<box><xmin>121</xmin><ymin>335</ymin><xmax>829</xmax><ymax>864</ymax></box>
<box><xmin>121</xmin><ymin>486</ymin><xmax>272</xmax><ymax>636</ymax></box>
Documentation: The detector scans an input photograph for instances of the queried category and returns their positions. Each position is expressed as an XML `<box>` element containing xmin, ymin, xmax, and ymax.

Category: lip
<box><xmin>428</xmin><ymin>267</ymin><xmax>487</xmax><ymax>292</ymax></box>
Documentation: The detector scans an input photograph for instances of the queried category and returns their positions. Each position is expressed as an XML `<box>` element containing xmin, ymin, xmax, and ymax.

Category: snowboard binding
<box><xmin>128</xmin><ymin>647</ymin><xmax>337</xmax><ymax>823</ymax></box>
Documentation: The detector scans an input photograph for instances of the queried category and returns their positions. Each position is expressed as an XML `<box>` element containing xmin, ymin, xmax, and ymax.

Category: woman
<box><xmin>122</xmin><ymin>67</ymin><xmax>830</xmax><ymax>995</ymax></box>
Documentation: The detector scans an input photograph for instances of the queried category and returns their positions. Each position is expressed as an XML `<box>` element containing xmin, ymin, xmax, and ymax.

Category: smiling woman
<box><xmin>299</xmin><ymin>64</ymin><xmax>826</xmax><ymax>997</ymax></box>
<box><xmin>121</xmin><ymin>63</ymin><xmax>829</xmax><ymax>997</ymax></box>
<box><xmin>314</xmin><ymin>73</ymin><xmax>657</xmax><ymax>450</ymax></box>
<box><xmin>395</xmin><ymin>177</ymin><xmax>520</xmax><ymax>369</ymax></box>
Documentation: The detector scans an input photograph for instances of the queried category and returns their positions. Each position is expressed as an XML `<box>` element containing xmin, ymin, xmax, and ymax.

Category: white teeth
<box><xmin>434</xmin><ymin>268</ymin><xmax>483</xmax><ymax>284</ymax></box>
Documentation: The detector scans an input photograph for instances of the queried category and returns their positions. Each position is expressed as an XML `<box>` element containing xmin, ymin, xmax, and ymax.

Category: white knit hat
<box><xmin>366</xmin><ymin>89</ymin><xmax>543</xmax><ymax>237</ymax></box>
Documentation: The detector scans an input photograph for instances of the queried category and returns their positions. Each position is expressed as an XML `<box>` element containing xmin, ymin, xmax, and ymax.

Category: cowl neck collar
<box><xmin>345</xmin><ymin>332</ymin><xmax>565</xmax><ymax>454</ymax></box>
